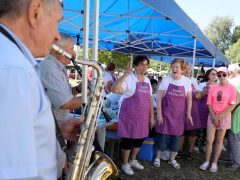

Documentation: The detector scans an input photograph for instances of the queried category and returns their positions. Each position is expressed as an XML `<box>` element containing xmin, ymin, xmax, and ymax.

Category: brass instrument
<box><xmin>52</xmin><ymin>44</ymin><xmax>118</xmax><ymax>180</ymax></box>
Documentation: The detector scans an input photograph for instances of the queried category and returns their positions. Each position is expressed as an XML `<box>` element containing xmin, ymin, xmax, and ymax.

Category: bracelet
<box><xmin>76</xmin><ymin>86</ymin><xmax>81</xmax><ymax>93</ymax></box>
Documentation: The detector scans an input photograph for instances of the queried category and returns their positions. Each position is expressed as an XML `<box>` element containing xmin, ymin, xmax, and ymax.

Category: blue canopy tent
<box><xmin>59</xmin><ymin>0</ymin><xmax>229</xmax><ymax>67</ymax></box>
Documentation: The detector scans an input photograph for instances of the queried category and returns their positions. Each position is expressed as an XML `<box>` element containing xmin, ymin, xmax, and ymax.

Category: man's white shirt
<box><xmin>0</xmin><ymin>24</ymin><xmax>58</xmax><ymax>179</ymax></box>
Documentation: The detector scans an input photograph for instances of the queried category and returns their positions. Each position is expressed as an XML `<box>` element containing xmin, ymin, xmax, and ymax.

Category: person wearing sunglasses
<box><xmin>199</xmin><ymin>67</ymin><xmax>238</xmax><ymax>173</ymax></box>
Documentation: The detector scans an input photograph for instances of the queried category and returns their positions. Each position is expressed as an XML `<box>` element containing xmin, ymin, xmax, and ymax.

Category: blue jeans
<box><xmin>228</xmin><ymin>130</ymin><xmax>240</xmax><ymax>165</ymax></box>
<box><xmin>156</xmin><ymin>133</ymin><xmax>180</xmax><ymax>152</ymax></box>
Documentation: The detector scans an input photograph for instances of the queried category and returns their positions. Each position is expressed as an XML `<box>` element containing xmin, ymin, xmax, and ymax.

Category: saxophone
<box><xmin>52</xmin><ymin>44</ymin><xmax>119</xmax><ymax>180</ymax></box>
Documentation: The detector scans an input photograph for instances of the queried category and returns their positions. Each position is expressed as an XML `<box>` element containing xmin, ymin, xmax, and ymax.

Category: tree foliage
<box><xmin>77</xmin><ymin>47</ymin><xmax>171</xmax><ymax>72</ymax></box>
<box><xmin>77</xmin><ymin>48</ymin><xmax>131</xmax><ymax>70</ymax></box>
<box><xmin>149</xmin><ymin>59</ymin><xmax>170</xmax><ymax>74</ymax></box>
<box><xmin>97</xmin><ymin>50</ymin><xmax>131</xmax><ymax>70</ymax></box>
<box><xmin>226</xmin><ymin>39</ymin><xmax>240</xmax><ymax>63</ymax></box>
<box><xmin>231</xmin><ymin>25</ymin><xmax>240</xmax><ymax>44</ymax></box>
<box><xmin>204</xmin><ymin>16</ymin><xmax>234</xmax><ymax>53</ymax></box>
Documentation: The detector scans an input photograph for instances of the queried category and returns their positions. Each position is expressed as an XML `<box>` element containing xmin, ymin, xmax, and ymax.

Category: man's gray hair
<box><xmin>0</xmin><ymin>0</ymin><xmax>57</xmax><ymax>18</ymax></box>
<box><xmin>186</xmin><ymin>62</ymin><xmax>193</xmax><ymax>69</ymax></box>
<box><xmin>55</xmin><ymin>33</ymin><xmax>73</xmax><ymax>48</ymax></box>
<box><xmin>228</xmin><ymin>63</ymin><xmax>240</xmax><ymax>74</ymax></box>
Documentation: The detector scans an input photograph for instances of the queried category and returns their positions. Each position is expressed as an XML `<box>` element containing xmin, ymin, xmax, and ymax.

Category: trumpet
<box><xmin>52</xmin><ymin>44</ymin><xmax>118</xmax><ymax>180</ymax></box>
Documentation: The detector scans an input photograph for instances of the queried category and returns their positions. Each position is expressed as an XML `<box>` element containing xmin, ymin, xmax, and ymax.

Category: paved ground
<box><xmin>112</xmin><ymin>152</ymin><xmax>240</xmax><ymax>180</ymax></box>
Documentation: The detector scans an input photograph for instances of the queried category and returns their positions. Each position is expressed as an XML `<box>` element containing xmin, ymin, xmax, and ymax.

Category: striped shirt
<box><xmin>40</xmin><ymin>55</ymin><xmax>73</xmax><ymax>123</ymax></box>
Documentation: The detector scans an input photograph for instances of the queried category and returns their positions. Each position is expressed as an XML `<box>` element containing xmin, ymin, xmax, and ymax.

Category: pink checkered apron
<box><xmin>184</xmin><ymin>84</ymin><xmax>201</xmax><ymax>130</ymax></box>
<box><xmin>117</xmin><ymin>82</ymin><xmax>150</xmax><ymax>138</ymax></box>
<box><xmin>155</xmin><ymin>84</ymin><xmax>186</xmax><ymax>136</ymax></box>
<box><xmin>198</xmin><ymin>93</ymin><xmax>209</xmax><ymax>128</ymax></box>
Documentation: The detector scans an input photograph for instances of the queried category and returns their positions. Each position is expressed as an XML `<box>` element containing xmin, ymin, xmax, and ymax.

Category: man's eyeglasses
<box><xmin>217</xmin><ymin>73</ymin><xmax>227</xmax><ymax>78</ymax></box>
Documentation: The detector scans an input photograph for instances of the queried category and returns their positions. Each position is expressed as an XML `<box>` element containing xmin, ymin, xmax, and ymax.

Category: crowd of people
<box><xmin>105</xmin><ymin>57</ymin><xmax>240</xmax><ymax>175</ymax></box>
<box><xmin>0</xmin><ymin>0</ymin><xmax>240</xmax><ymax>179</ymax></box>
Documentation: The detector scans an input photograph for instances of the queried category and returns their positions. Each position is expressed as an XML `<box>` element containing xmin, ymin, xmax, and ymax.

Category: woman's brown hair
<box><xmin>106</xmin><ymin>62</ymin><xmax>116</xmax><ymax>71</ymax></box>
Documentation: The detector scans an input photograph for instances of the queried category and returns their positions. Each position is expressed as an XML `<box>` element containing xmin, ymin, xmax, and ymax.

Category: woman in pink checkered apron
<box><xmin>153</xmin><ymin>58</ymin><xmax>193</xmax><ymax>169</ymax></box>
<box><xmin>178</xmin><ymin>62</ymin><xmax>201</xmax><ymax>160</ymax></box>
<box><xmin>111</xmin><ymin>55</ymin><xmax>154</xmax><ymax>176</ymax></box>
<box><xmin>196</xmin><ymin>69</ymin><xmax>217</xmax><ymax>152</ymax></box>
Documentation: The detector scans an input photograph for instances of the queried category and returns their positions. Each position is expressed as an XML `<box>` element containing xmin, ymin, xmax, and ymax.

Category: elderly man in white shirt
<box><xmin>0</xmin><ymin>0</ymin><xmax>81</xmax><ymax>179</ymax></box>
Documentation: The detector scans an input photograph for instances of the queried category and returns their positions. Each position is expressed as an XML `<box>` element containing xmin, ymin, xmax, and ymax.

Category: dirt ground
<box><xmin>112</xmin><ymin>152</ymin><xmax>240</xmax><ymax>180</ymax></box>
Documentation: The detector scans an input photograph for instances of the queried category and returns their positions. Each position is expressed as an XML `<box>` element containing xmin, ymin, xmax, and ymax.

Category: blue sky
<box><xmin>175</xmin><ymin>0</ymin><xmax>240</xmax><ymax>30</ymax></box>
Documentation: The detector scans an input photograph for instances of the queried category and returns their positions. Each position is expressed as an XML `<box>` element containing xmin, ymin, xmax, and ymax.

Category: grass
<box><xmin>112</xmin><ymin>152</ymin><xmax>240</xmax><ymax>180</ymax></box>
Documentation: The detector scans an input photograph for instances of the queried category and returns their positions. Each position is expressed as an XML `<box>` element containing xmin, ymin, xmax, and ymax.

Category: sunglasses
<box><xmin>217</xmin><ymin>73</ymin><xmax>227</xmax><ymax>78</ymax></box>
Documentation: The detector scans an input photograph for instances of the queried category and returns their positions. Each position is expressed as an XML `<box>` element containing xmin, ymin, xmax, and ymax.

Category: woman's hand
<box><xmin>195</xmin><ymin>91</ymin><xmax>201</xmax><ymax>100</ymax></box>
<box><xmin>149</xmin><ymin>117</ymin><xmax>155</xmax><ymax>129</ymax></box>
<box><xmin>213</xmin><ymin>114</ymin><xmax>221</xmax><ymax>126</ymax></box>
<box><xmin>187</xmin><ymin>115</ymin><xmax>193</xmax><ymax>126</ymax></box>
<box><xmin>111</xmin><ymin>67</ymin><xmax>133</xmax><ymax>94</ymax></box>
<box><xmin>158</xmin><ymin>114</ymin><xmax>163</xmax><ymax>126</ymax></box>
<box><xmin>123</xmin><ymin>67</ymin><xmax>133</xmax><ymax>77</ymax></box>
<box><xmin>210</xmin><ymin>113</ymin><xmax>219</xmax><ymax>126</ymax></box>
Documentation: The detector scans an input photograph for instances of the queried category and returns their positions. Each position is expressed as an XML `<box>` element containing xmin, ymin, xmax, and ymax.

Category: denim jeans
<box><xmin>156</xmin><ymin>133</ymin><xmax>180</xmax><ymax>152</ymax></box>
<box><xmin>228</xmin><ymin>130</ymin><xmax>240</xmax><ymax>165</ymax></box>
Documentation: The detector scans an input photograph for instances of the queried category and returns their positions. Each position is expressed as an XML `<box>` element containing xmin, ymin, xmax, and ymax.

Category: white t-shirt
<box><xmin>0</xmin><ymin>25</ymin><xmax>58</xmax><ymax>179</ymax></box>
<box><xmin>103</xmin><ymin>71</ymin><xmax>117</xmax><ymax>96</ymax></box>
<box><xmin>119</xmin><ymin>72</ymin><xmax>152</xmax><ymax>105</ymax></box>
<box><xmin>152</xmin><ymin>92</ymin><xmax>157</xmax><ymax>108</ymax></box>
<box><xmin>199</xmin><ymin>82</ymin><xmax>207</xmax><ymax>91</ymax></box>
<box><xmin>158</xmin><ymin>75</ymin><xmax>192</xmax><ymax>95</ymax></box>
<box><xmin>190</xmin><ymin>77</ymin><xmax>200</xmax><ymax>91</ymax></box>
<box><xmin>103</xmin><ymin>71</ymin><xmax>116</xmax><ymax>84</ymax></box>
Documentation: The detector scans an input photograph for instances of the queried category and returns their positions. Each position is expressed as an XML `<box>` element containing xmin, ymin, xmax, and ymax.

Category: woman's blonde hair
<box><xmin>171</xmin><ymin>58</ymin><xmax>187</xmax><ymax>71</ymax></box>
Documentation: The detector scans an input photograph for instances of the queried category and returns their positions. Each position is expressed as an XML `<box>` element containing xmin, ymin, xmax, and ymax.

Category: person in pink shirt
<box><xmin>199</xmin><ymin>67</ymin><xmax>238</xmax><ymax>173</ymax></box>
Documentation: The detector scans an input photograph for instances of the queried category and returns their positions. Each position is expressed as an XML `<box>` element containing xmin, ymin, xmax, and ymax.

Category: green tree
<box><xmin>231</xmin><ymin>25</ymin><xmax>240</xmax><ymax>44</ymax></box>
<box><xmin>149</xmin><ymin>60</ymin><xmax>159</xmax><ymax>70</ymax></box>
<box><xmin>149</xmin><ymin>60</ymin><xmax>170</xmax><ymax>74</ymax></box>
<box><xmin>97</xmin><ymin>50</ymin><xmax>131</xmax><ymax>70</ymax></box>
<box><xmin>77</xmin><ymin>47</ymin><xmax>171</xmax><ymax>72</ymax></box>
<box><xmin>226</xmin><ymin>39</ymin><xmax>240</xmax><ymax>63</ymax></box>
<box><xmin>77</xmin><ymin>48</ymin><xmax>130</xmax><ymax>70</ymax></box>
<box><xmin>204</xmin><ymin>16</ymin><xmax>234</xmax><ymax>53</ymax></box>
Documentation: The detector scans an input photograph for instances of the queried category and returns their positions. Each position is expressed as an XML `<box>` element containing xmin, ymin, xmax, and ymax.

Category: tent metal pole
<box><xmin>212</xmin><ymin>58</ymin><xmax>216</xmax><ymax>68</ymax></box>
<box><xmin>75</xmin><ymin>45</ymin><xmax>81</xmax><ymax>84</ymax></box>
<box><xmin>82</xmin><ymin>0</ymin><xmax>90</xmax><ymax>105</ymax></box>
<box><xmin>92</xmin><ymin>0</ymin><xmax>99</xmax><ymax>89</ymax></box>
<box><xmin>130</xmin><ymin>53</ymin><xmax>134</xmax><ymax>68</ymax></box>
<box><xmin>192</xmin><ymin>37</ymin><xmax>196</xmax><ymax>77</ymax></box>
